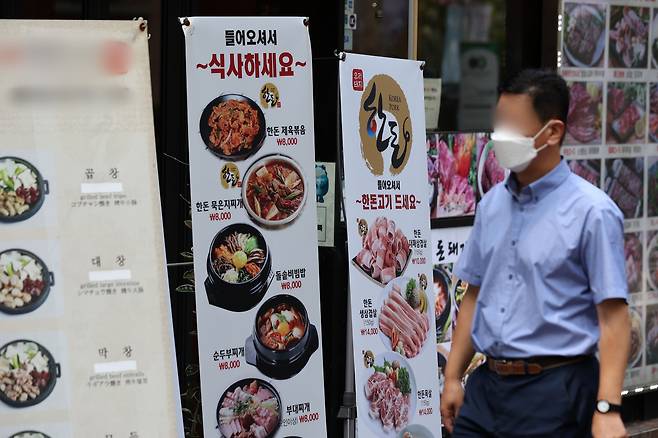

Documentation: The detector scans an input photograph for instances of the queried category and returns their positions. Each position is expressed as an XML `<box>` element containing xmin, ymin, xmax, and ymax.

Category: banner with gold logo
<box><xmin>339</xmin><ymin>53</ymin><xmax>442</xmax><ymax>437</ymax></box>
<box><xmin>182</xmin><ymin>17</ymin><xmax>328</xmax><ymax>438</ymax></box>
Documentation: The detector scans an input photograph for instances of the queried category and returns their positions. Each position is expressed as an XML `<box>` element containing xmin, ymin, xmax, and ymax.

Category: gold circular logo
<box><xmin>359</xmin><ymin>74</ymin><xmax>412</xmax><ymax>176</ymax></box>
<box><xmin>220</xmin><ymin>163</ymin><xmax>240</xmax><ymax>189</ymax></box>
<box><xmin>260</xmin><ymin>83</ymin><xmax>280</xmax><ymax>108</ymax></box>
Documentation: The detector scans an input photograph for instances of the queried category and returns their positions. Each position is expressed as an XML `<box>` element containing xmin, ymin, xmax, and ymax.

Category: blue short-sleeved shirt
<box><xmin>454</xmin><ymin>160</ymin><xmax>628</xmax><ymax>358</ymax></box>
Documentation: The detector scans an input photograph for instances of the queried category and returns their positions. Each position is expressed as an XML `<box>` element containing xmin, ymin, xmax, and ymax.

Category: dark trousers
<box><xmin>452</xmin><ymin>356</ymin><xmax>599</xmax><ymax>438</ymax></box>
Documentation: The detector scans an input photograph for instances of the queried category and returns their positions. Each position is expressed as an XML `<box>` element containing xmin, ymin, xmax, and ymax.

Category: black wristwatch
<box><xmin>596</xmin><ymin>400</ymin><xmax>622</xmax><ymax>414</ymax></box>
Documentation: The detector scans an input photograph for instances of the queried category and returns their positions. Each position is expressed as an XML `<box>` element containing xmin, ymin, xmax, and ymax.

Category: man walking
<box><xmin>441</xmin><ymin>70</ymin><xmax>630</xmax><ymax>438</ymax></box>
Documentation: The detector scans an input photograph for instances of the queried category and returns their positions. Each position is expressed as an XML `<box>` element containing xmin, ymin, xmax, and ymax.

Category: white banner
<box><xmin>340</xmin><ymin>53</ymin><xmax>442</xmax><ymax>437</ymax></box>
<box><xmin>182</xmin><ymin>17</ymin><xmax>328</xmax><ymax>437</ymax></box>
<box><xmin>0</xmin><ymin>20</ymin><xmax>182</xmax><ymax>437</ymax></box>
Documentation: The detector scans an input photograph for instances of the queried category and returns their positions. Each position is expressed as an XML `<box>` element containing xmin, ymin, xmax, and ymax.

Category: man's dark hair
<box><xmin>500</xmin><ymin>69</ymin><xmax>570</xmax><ymax>124</ymax></box>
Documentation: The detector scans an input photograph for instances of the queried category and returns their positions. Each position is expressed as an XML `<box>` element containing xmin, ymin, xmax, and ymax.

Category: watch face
<box><xmin>597</xmin><ymin>400</ymin><xmax>610</xmax><ymax>413</ymax></box>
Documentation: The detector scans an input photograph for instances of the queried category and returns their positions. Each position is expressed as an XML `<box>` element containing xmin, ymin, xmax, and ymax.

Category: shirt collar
<box><xmin>504</xmin><ymin>159</ymin><xmax>571</xmax><ymax>203</ymax></box>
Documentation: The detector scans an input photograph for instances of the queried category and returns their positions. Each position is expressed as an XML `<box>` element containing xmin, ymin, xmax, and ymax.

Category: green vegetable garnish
<box><xmin>6</xmin><ymin>263</ymin><xmax>14</xmax><ymax>277</ymax></box>
<box><xmin>244</xmin><ymin>236</ymin><xmax>258</xmax><ymax>254</ymax></box>
<box><xmin>276</xmin><ymin>313</ymin><xmax>287</xmax><ymax>323</ymax></box>
<box><xmin>3</xmin><ymin>175</ymin><xmax>13</xmax><ymax>191</ymax></box>
<box><xmin>10</xmin><ymin>354</ymin><xmax>19</xmax><ymax>370</ymax></box>
<box><xmin>406</xmin><ymin>279</ymin><xmax>416</xmax><ymax>302</ymax></box>
<box><xmin>15</xmin><ymin>166</ymin><xmax>25</xmax><ymax>176</ymax></box>
<box><xmin>397</xmin><ymin>367</ymin><xmax>411</xmax><ymax>395</ymax></box>
<box><xmin>234</xmin><ymin>399</ymin><xmax>252</xmax><ymax>416</ymax></box>
<box><xmin>284</xmin><ymin>191</ymin><xmax>300</xmax><ymax>200</ymax></box>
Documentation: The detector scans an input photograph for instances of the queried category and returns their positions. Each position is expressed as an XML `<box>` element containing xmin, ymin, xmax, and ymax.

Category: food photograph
<box><xmin>624</xmin><ymin>233</ymin><xmax>643</xmax><ymax>294</ymax></box>
<box><xmin>204</xmin><ymin>223</ymin><xmax>273</xmax><ymax>312</ymax></box>
<box><xmin>609</xmin><ymin>6</ymin><xmax>650</xmax><ymax>69</ymax></box>
<box><xmin>645</xmin><ymin>304</ymin><xmax>658</xmax><ymax>365</ymax></box>
<box><xmin>565</xmin><ymin>82</ymin><xmax>602</xmax><ymax>145</ymax></box>
<box><xmin>650</xmin><ymin>85</ymin><xmax>658</xmax><ymax>143</ymax></box>
<box><xmin>433</xmin><ymin>266</ymin><xmax>453</xmax><ymax>344</ymax></box>
<box><xmin>216</xmin><ymin>378</ymin><xmax>281</xmax><ymax>438</ymax></box>
<box><xmin>398</xmin><ymin>424</ymin><xmax>433</xmax><ymax>438</ymax></box>
<box><xmin>568</xmin><ymin>159</ymin><xmax>601</xmax><ymax>187</ymax></box>
<box><xmin>0</xmin><ymin>157</ymin><xmax>48</xmax><ymax>224</ymax></box>
<box><xmin>0</xmin><ymin>249</ymin><xmax>54</xmax><ymax>315</ymax></box>
<box><xmin>199</xmin><ymin>94</ymin><xmax>266</xmax><ymax>161</ymax></box>
<box><xmin>427</xmin><ymin>133</ymin><xmax>477</xmax><ymax>218</ymax></box>
<box><xmin>604</xmin><ymin>157</ymin><xmax>644</xmax><ymax>219</ymax></box>
<box><xmin>476</xmin><ymin>135</ymin><xmax>506</xmax><ymax>198</ymax></box>
<box><xmin>629</xmin><ymin>307</ymin><xmax>644</xmax><ymax>369</ymax></box>
<box><xmin>647</xmin><ymin>231</ymin><xmax>658</xmax><ymax>292</ymax></box>
<box><xmin>353</xmin><ymin>217</ymin><xmax>411</xmax><ymax>286</ymax></box>
<box><xmin>9</xmin><ymin>432</ymin><xmax>50</xmax><ymax>438</ymax></box>
<box><xmin>378</xmin><ymin>277</ymin><xmax>431</xmax><ymax>359</ymax></box>
<box><xmin>0</xmin><ymin>340</ymin><xmax>60</xmax><ymax>408</ymax></box>
<box><xmin>648</xmin><ymin>157</ymin><xmax>658</xmax><ymax>217</ymax></box>
<box><xmin>242</xmin><ymin>154</ymin><xmax>306</xmax><ymax>227</ymax></box>
<box><xmin>245</xmin><ymin>294</ymin><xmax>319</xmax><ymax>380</ymax></box>
<box><xmin>359</xmin><ymin>351</ymin><xmax>416</xmax><ymax>437</ymax></box>
<box><xmin>652</xmin><ymin>9</ymin><xmax>658</xmax><ymax>69</ymax></box>
<box><xmin>606</xmin><ymin>82</ymin><xmax>647</xmax><ymax>145</ymax></box>
<box><xmin>563</xmin><ymin>3</ymin><xmax>606</xmax><ymax>68</ymax></box>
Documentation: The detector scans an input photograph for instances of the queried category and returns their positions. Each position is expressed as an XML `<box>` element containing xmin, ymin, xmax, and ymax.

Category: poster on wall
<box><xmin>429</xmin><ymin>227</ymin><xmax>487</xmax><ymax>397</ymax></box>
<box><xmin>340</xmin><ymin>53</ymin><xmax>442</xmax><ymax>437</ymax></box>
<box><xmin>558</xmin><ymin>0</ymin><xmax>658</xmax><ymax>389</ymax></box>
<box><xmin>182</xmin><ymin>17</ymin><xmax>328</xmax><ymax>437</ymax></box>
<box><xmin>0</xmin><ymin>20</ymin><xmax>182</xmax><ymax>436</ymax></box>
<box><xmin>427</xmin><ymin>132</ymin><xmax>506</xmax><ymax>220</ymax></box>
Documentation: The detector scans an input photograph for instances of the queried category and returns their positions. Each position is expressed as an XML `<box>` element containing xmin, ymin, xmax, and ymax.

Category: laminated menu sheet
<box><xmin>0</xmin><ymin>20</ymin><xmax>182</xmax><ymax>437</ymax></box>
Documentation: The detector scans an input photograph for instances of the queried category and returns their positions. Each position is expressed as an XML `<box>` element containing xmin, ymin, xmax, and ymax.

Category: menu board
<box><xmin>429</xmin><ymin>227</ymin><xmax>487</xmax><ymax>399</ymax></box>
<box><xmin>0</xmin><ymin>20</ymin><xmax>182</xmax><ymax>436</ymax></box>
<box><xmin>559</xmin><ymin>0</ymin><xmax>658</xmax><ymax>389</ymax></box>
<box><xmin>340</xmin><ymin>53</ymin><xmax>442</xmax><ymax>438</ymax></box>
<box><xmin>427</xmin><ymin>132</ymin><xmax>506</xmax><ymax>220</ymax></box>
<box><xmin>182</xmin><ymin>17</ymin><xmax>328</xmax><ymax>437</ymax></box>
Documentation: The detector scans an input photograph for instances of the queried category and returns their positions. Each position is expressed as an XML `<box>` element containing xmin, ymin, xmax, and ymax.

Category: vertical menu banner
<box><xmin>559</xmin><ymin>0</ymin><xmax>658</xmax><ymax>390</ymax></box>
<box><xmin>339</xmin><ymin>53</ymin><xmax>442</xmax><ymax>437</ymax></box>
<box><xmin>182</xmin><ymin>17</ymin><xmax>328</xmax><ymax>438</ymax></box>
<box><xmin>0</xmin><ymin>20</ymin><xmax>182</xmax><ymax>437</ymax></box>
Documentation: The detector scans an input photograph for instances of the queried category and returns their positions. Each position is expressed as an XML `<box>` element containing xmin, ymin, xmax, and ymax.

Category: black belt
<box><xmin>486</xmin><ymin>355</ymin><xmax>591</xmax><ymax>376</ymax></box>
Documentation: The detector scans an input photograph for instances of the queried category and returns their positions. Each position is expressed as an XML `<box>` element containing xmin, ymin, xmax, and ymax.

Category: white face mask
<box><xmin>491</xmin><ymin>122</ymin><xmax>552</xmax><ymax>173</ymax></box>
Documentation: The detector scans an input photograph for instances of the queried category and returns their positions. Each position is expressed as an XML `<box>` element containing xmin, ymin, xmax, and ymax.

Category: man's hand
<box><xmin>440</xmin><ymin>378</ymin><xmax>464</xmax><ymax>433</ymax></box>
<box><xmin>592</xmin><ymin>412</ymin><xmax>628</xmax><ymax>438</ymax></box>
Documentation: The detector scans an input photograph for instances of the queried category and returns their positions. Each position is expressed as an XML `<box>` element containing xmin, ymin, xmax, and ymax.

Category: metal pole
<box><xmin>339</xmin><ymin>286</ymin><xmax>357</xmax><ymax>438</ymax></box>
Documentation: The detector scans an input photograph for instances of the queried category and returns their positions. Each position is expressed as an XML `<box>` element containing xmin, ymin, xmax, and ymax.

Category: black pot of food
<box><xmin>434</xmin><ymin>267</ymin><xmax>452</xmax><ymax>341</ymax></box>
<box><xmin>245</xmin><ymin>294</ymin><xmax>319</xmax><ymax>380</ymax></box>
<box><xmin>216</xmin><ymin>378</ymin><xmax>281</xmax><ymax>438</ymax></box>
<box><xmin>0</xmin><ymin>249</ymin><xmax>55</xmax><ymax>315</ymax></box>
<box><xmin>0</xmin><ymin>156</ymin><xmax>49</xmax><ymax>223</ymax></box>
<box><xmin>10</xmin><ymin>431</ymin><xmax>52</xmax><ymax>438</ymax></box>
<box><xmin>0</xmin><ymin>339</ymin><xmax>60</xmax><ymax>408</ymax></box>
<box><xmin>205</xmin><ymin>223</ymin><xmax>273</xmax><ymax>312</ymax></box>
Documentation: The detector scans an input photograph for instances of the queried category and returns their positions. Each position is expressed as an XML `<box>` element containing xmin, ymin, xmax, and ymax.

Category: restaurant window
<box><xmin>418</xmin><ymin>0</ymin><xmax>506</xmax><ymax>132</ymax></box>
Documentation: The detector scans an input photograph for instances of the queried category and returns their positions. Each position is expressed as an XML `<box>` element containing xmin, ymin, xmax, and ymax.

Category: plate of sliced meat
<box><xmin>378</xmin><ymin>277</ymin><xmax>432</xmax><ymax>359</ymax></box>
<box><xmin>359</xmin><ymin>351</ymin><xmax>417</xmax><ymax>437</ymax></box>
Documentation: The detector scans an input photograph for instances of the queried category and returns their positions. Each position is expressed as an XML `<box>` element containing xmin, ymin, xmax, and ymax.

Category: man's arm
<box><xmin>592</xmin><ymin>298</ymin><xmax>629</xmax><ymax>438</ymax></box>
<box><xmin>440</xmin><ymin>284</ymin><xmax>479</xmax><ymax>433</ymax></box>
